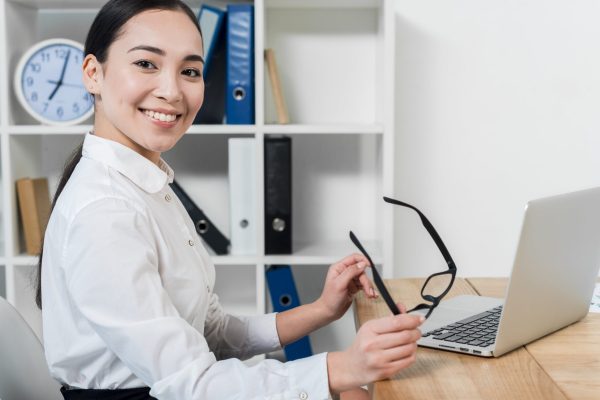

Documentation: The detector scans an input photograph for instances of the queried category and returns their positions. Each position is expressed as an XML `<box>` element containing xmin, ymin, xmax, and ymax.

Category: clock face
<box><xmin>15</xmin><ymin>39</ymin><xmax>94</xmax><ymax>125</ymax></box>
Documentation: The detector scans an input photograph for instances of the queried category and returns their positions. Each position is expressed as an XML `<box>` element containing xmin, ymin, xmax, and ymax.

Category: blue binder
<box><xmin>194</xmin><ymin>5</ymin><xmax>227</xmax><ymax>124</ymax></box>
<box><xmin>265</xmin><ymin>265</ymin><xmax>313</xmax><ymax>361</ymax></box>
<box><xmin>226</xmin><ymin>4</ymin><xmax>255</xmax><ymax>124</ymax></box>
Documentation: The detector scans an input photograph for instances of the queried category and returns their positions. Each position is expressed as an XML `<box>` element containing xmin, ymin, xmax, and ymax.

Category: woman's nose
<box><xmin>154</xmin><ymin>72</ymin><xmax>183</xmax><ymax>103</ymax></box>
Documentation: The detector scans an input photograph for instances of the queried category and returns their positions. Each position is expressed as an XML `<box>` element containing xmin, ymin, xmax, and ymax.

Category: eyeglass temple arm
<box><xmin>349</xmin><ymin>231</ymin><xmax>401</xmax><ymax>315</ymax></box>
<box><xmin>383</xmin><ymin>196</ymin><xmax>457</xmax><ymax>270</ymax></box>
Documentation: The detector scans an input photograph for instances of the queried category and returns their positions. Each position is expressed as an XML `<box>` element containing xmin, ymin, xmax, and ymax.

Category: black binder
<box><xmin>170</xmin><ymin>180</ymin><xmax>230</xmax><ymax>254</ymax></box>
<box><xmin>193</xmin><ymin>6</ymin><xmax>227</xmax><ymax>124</ymax></box>
<box><xmin>264</xmin><ymin>136</ymin><xmax>292</xmax><ymax>254</ymax></box>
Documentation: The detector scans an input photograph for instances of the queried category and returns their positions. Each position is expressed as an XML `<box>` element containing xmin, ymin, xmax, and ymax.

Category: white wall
<box><xmin>393</xmin><ymin>0</ymin><xmax>600</xmax><ymax>278</ymax></box>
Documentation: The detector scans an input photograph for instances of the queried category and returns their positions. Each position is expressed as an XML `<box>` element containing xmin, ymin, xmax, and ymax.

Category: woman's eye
<box><xmin>183</xmin><ymin>68</ymin><xmax>202</xmax><ymax>78</ymax></box>
<box><xmin>134</xmin><ymin>60</ymin><xmax>156</xmax><ymax>69</ymax></box>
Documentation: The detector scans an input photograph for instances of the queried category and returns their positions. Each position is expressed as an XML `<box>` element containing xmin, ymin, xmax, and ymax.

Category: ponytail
<box><xmin>35</xmin><ymin>142</ymin><xmax>83</xmax><ymax>309</ymax></box>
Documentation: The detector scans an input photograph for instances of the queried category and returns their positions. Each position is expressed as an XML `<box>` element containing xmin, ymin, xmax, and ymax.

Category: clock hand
<box><xmin>48</xmin><ymin>49</ymin><xmax>71</xmax><ymax>101</ymax></box>
<box><xmin>47</xmin><ymin>79</ymin><xmax>83</xmax><ymax>89</ymax></box>
<box><xmin>57</xmin><ymin>49</ymin><xmax>71</xmax><ymax>85</ymax></box>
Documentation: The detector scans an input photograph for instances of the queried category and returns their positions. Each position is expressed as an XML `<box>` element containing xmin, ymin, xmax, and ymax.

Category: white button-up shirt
<box><xmin>41</xmin><ymin>133</ymin><xmax>330</xmax><ymax>399</ymax></box>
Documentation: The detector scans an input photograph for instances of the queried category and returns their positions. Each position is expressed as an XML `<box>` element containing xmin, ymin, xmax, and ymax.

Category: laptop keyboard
<box><xmin>422</xmin><ymin>305</ymin><xmax>503</xmax><ymax>348</ymax></box>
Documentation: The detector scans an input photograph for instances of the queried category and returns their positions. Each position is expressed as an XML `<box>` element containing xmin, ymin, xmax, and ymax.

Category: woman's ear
<box><xmin>82</xmin><ymin>54</ymin><xmax>101</xmax><ymax>95</ymax></box>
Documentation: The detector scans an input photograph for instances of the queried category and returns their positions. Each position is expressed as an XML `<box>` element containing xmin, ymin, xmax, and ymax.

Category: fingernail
<box><xmin>370</xmin><ymin>288</ymin><xmax>376</xmax><ymax>296</ymax></box>
<box><xmin>419</xmin><ymin>316</ymin><xmax>425</xmax><ymax>323</ymax></box>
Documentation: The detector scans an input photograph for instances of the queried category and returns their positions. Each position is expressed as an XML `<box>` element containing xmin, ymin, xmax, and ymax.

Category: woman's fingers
<box><xmin>373</xmin><ymin>329</ymin><xmax>422</xmax><ymax>350</ymax></box>
<box><xmin>368</xmin><ymin>313</ymin><xmax>424</xmax><ymax>335</ymax></box>
<box><xmin>380</xmin><ymin>341</ymin><xmax>419</xmax><ymax>363</ymax></box>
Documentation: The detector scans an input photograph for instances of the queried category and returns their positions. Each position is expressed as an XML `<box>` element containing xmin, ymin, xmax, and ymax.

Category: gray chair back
<box><xmin>0</xmin><ymin>296</ymin><xmax>61</xmax><ymax>400</ymax></box>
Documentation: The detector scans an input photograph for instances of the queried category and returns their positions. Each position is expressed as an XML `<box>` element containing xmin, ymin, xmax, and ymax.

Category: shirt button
<box><xmin>206</xmin><ymin>285</ymin><xmax>210</xmax><ymax>292</ymax></box>
<box><xmin>165</xmin><ymin>193</ymin><xmax>172</xmax><ymax>202</ymax></box>
<box><xmin>188</xmin><ymin>240</ymin><xmax>194</xmax><ymax>246</ymax></box>
<box><xmin>299</xmin><ymin>392</ymin><xmax>308</xmax><ymax>400</ymax></box>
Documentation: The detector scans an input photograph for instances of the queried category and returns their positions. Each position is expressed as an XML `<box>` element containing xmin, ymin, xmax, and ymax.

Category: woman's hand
<box><xmin>327</xmin><ymin>307</ymin><xmax>423</xmax><ymax>393</ymax></box>
<box><xmin>315</xmin><ymin>253</ymin><xmax>378</xmax><ymax>322</ymax></box>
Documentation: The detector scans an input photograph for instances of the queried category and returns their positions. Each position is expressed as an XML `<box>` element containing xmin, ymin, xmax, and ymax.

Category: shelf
<box><xmin>211</xmin><ymin>256</ymin><xmax>259</xmax><ymax>266</ymax></box>
<box><xmin>6</xmin><ymin>0</ymin><xmax>104</xmax><ymax>9</ymax></box>
<box><xmin>7</xmin><ymin>124</ymin><xmax>382</xmax><ymax>136</ymax></box>
<box><xmin>8</xmin><ymin>125</ymin><xmax>92</xmax><ymax>135</ymax></box>
<box><xmin>8</xmin><ymin>125</ymin><xmax>253</xmax><ymax>135</ymax></box>
<box><xmin>0</xmin><ymin>0</ymin><xmax>395</xmax><ymax>360</ymax></box>
<box><xmin>263</xmin><ymin>124</ymin><xmax>383</xmax><ymax>135</ymax></box>
<box><xmin>186</xmin><ymin>125</ymin><xmax>256</xmax><ymax>135</ymax></box>
<box><xmin>264</xmin><ymin>240</ymin><xmax>382</xmax><ymax>265</ymax></box>
<box><xmin>10</xmin><ymin>240</ymin><xmax>381</xmax><ymax>267</ymax></box>
<box><xmin>9</xmin><ymin>256</ymin><xmax>38</xmax><ymax>266</ymax></box>
<box><xmin>266</xmin><ymin>0</ymin><xmax>382</xmax><ymax>9</ymax></box>
<box><xmin>9</xmin><ymin>0</ymin><xmax>384</xmax><ymax>10</ymax></box>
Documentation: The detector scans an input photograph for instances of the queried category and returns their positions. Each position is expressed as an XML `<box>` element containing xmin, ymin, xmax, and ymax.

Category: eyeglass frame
<box><xmin>383</xmin><ymin>196</ymin><xmax>457</xmax><ymax>319</ymax></box>
<box><xmin>348</xmin><ymin>197</ymin><xmax>458</xmax><ymax>319</ymax></box>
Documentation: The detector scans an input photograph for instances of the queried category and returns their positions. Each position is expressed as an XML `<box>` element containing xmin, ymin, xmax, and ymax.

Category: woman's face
<box><xmin>85</xmin><ymin>9</ymin><xmax>204</xmax><ymax>163</ymax></box>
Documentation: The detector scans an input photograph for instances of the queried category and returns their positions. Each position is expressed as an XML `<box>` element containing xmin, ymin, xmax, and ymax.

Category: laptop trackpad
<box><xmin>417</xmin><ymin>295</ymin><xmax>504</xmax><ymax>333</ymax></box>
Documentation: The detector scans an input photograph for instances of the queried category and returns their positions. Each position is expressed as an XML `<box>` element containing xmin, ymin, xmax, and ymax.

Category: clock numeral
<box><xmin>73</xmin><ymin>103</ymin><xmax>80</xmax><ymax>113</ymax></box>
<box><xmin>41</xmin><ymin>52</ymin><xmax>50</xmax><ymax>63</ymax></box>
<box><xmin>43</xmin><ymin>102</ymin><xmax>49</xmax><ymax>112</ymax></box>
<box><xmin>26</xmin><ymin>77</ymin><xmax>34</xmax><ymax>87</ymax></box>
<box><xmin>55</xmin><ymin>48</ymin><xmax>67</xmax><ymax>59</ymax></box>
<box><xmin>57</xmin><ymin>107</ymin><xmax>64</xmax><ymax>118</ymax></box>
<box><xmin>29</xmin><ymin>63</ymin><xmax>41</xmax><ymax>73</ymax></box>
<box><xmin>31</xmin><ymin>92</ymin><xmax>38</xmax><ymax>102</ymax></box>
<box><xmin>84</xmin><ymin>93</ymin><xmax>92</xmax><ymax>103</ymax></box>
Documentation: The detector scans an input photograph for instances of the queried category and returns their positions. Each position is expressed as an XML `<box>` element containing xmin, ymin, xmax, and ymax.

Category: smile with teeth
<box><xmin>142</xmin><ymin>109</ymin><xmax>179</xmax><ymax>123</ymax></box>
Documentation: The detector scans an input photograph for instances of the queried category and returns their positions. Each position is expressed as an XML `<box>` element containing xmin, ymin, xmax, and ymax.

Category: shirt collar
<box><xmin>82</xmin><ymin>132</ymin><xmax>174</xmax><ymax>194</ymax></box>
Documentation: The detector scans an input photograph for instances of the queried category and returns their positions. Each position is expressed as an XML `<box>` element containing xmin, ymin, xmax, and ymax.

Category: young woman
<box><xmin>36</xmin><ymin>1</ymin><xmax>424</xmax><ymax>399</ymax></box>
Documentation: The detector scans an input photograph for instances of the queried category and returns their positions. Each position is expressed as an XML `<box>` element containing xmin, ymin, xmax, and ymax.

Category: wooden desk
<box><xmin>353</xmin><ymin>278</ymin><xmax>600</xmax><ymax>399</ymax></box>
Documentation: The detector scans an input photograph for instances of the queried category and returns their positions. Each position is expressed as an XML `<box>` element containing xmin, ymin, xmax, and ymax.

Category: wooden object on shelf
<box><xmin>16</xmin><ymin>177</ymin><xmax>51</xmax><ymax>255</ymax></box>
<box><xmin>264</xmin><ymin>48</ymin><xmax>290</xmax><ymax>124</ymax></box>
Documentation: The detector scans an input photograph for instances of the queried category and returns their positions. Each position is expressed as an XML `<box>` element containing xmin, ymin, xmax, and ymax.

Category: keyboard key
<box><xmin>433</xmin><ymin>332</ymin><xmax>457</xmax><ymax>340</ymax></box>
<box><xmin>444</xmin><ymin>335</ymin><xmax>464</xmax><ymax>343</ymax></box>
<box><xmin>468</xmin><ymin>339</ymin><xmax>484</xmax><ymax>346</ymax></box>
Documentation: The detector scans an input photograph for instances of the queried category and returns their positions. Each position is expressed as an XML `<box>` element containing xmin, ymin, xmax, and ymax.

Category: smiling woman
<box><xmin>82</xmin><ymin>6</ymin><xmax>205</xmax><ymax>163</ymax></box>
<box><xmin>34</xmin><ymin>1</ymin><xmax>423</xmax><ymax>399</ymax></box>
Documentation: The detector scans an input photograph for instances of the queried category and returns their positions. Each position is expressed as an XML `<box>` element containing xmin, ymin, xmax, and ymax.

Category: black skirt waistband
<box><xmin>60</xmin><ymin>386</ymin><xmax>157</xmax><ymax>400</ymax></box>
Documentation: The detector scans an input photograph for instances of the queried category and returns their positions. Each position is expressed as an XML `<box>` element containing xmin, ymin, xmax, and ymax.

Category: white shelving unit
<box><xmin>0</xmin><ymin>0</ymin><xmax>395</xmax><ymax>355</ymax></box>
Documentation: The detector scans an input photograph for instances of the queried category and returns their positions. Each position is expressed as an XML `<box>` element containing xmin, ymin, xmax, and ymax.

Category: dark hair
<box><xmin>35</xmin><ymin>0</ymin><xmax>202</xmax><ymax>309</ymax></box>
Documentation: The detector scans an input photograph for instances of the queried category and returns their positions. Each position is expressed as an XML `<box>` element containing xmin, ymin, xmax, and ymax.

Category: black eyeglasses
<box><xmin>349</xmin><ymin>197</ymin><xmax>457</xmax><ymax>319</ymax></box>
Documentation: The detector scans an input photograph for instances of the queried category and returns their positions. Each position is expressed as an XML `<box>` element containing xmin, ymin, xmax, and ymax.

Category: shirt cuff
<box><xmin>286</xmin><ymin>352</ymin><xmax>331</xmax><ymax>400</ymax></box>
<box><xmin>246</xmin><ymin>312</ymin><xmax>282</xmax><ymax>354</ymax></box>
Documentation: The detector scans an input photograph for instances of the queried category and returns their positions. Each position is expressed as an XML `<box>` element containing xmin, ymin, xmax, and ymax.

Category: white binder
<box><xmin>228</xmin><ymin>138</ymin><xmax>257</xmax><ymax>255</ymax></box>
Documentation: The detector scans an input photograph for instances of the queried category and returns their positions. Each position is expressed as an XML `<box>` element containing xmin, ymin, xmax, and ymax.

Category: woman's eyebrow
<box><xmin>128</xmin><ymin>45</ymin><xmax>205</xmax><ymax>64</ymax></box>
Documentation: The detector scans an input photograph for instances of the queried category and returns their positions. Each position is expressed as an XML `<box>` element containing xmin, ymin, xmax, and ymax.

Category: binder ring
<box><xmin>279</xmin><ymin>294</ymin><xmax>291</xmax><ymax>307</ymax></box>
<box><xmin>272</xmin><ymin>218</ymin><xmax>286</xmax><ymax>232</ymax></box>
<box><xmin>240</xmin><ymin>219</ymin><xmax>249</xmax><ymax>228</ymax></box>
<box><xmin>196</xmin><ymin>219</ymin><xmax>209</xmax><ymax>234</ymax></box>
<box><xmin>233</xmin><ymin>86</ymin><xmax>246</xmax><ymax>101</ymax></box>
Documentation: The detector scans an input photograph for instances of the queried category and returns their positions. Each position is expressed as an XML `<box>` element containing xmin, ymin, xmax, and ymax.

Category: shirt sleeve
<box><xmin>204</xmin><ymin>291</ymin><xmax>282</xmax><ymax>360</ymax></box>
<box><xmin>62</xmin><ymin>197</ymin><xmax>331</xmax><ymax>400</ymax></box>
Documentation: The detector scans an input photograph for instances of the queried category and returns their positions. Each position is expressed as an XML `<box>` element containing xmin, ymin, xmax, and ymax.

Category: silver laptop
<box><xmin>417</xmin><ymin>187</ymin><xmax>600</xmax><ymax>357</ymax></box>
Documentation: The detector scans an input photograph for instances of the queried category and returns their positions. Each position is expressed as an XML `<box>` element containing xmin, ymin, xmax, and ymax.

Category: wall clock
<box><xmin>14</xmin><ymin>38</ymin><xmax>94</xmax><ymax>126</ymax></box>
